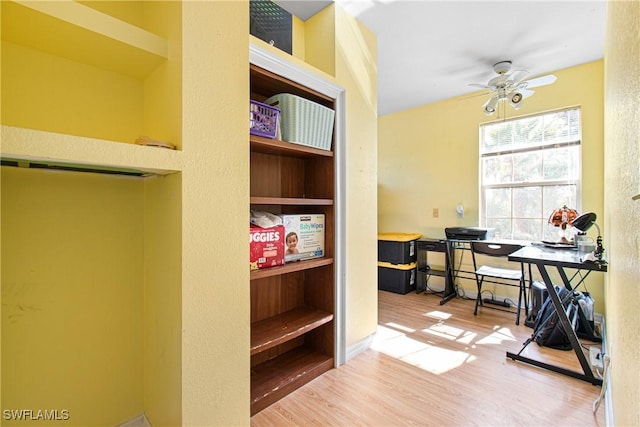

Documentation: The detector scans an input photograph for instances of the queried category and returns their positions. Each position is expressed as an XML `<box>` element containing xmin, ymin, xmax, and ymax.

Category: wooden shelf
<box><xmin>251</xmin><ymin>346</ymin><xmax>334</xmax><ymax>415</ymax></box>
<box><xmin>2</xmin><ymin>0</ymin><xmax>168</xmax><ymax>79</ymax></box>
<box><xmin>250</xmin><ymin>197</ymin><xmax>333</xmax><ymax>206</ymax></box>
<box><xmin>250</xmin><ymin>257</ymin><xmax>333</xmax><ymax>280</ymax></box>
<box><xmin>251</xmin><ymin>307</ymin><xmax>333</xmax><ymax>355</ymax></box>
<box><xmin>250</xmin><ymin>135</ymin><xmax>333</xmax><ymax>158</ymax></box>
<box><xmin>1</xmin><ymin>126</ymin><xmax>182</xmax><ymax>176</ymax></box>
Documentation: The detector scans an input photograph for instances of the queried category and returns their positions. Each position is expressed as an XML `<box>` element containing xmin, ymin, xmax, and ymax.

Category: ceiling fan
<box><xmin>470</xmin><ymin>61</ymin><xmax>557</xmax><ymax>116</ymax></box>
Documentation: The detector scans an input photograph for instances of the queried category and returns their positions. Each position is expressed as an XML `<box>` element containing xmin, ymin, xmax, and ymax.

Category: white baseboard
<box><xmin>604</xmin><ymin>373</ymin><xmax>613</xmax><ymax>426</ymax></box>
<box><xmin>117</xmin><ymin>413</ymin><xmax>151</xmax><ymax>427</ymax></box>
<box><xmin>345</xmin><ymin>333</ymin><xmax>374</xmax><ymax>362</ymax></box>
<box><xmin>595</xmin><ymin>313</ymin><xmax>613</xmax><ymax>426</ymax></box>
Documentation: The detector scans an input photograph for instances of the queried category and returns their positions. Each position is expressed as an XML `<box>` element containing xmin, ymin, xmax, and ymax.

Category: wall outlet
<box><xmin>433</xmin><ymin>208</ymin><xmax>439</xmax><ymax>218</ymax></box>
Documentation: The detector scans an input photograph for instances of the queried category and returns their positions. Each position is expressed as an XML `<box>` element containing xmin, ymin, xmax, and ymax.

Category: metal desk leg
<box><xmin>506</xmin><ymin>262</ymin><xmax>602</xmax><ymax>386</ymax></box>
<box><xmin>439</xmin><ymin>241</ymin><xmax>457</xmax><ymax>305</ymax></box>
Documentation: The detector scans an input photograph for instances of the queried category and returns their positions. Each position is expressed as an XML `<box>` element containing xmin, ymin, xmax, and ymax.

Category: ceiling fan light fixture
<box><xmin>510</xmin><ymin>92</ymin><xmax>524</xmax><ymax>109</ymax></box>
<box><xmin>483</xmin><ymin>96</ymin><xmax>499</xmax><ymax>115</ymax></box>
<box><xmin>470</xmin><ymin>60</ymin><xmax>557</xmax><ymax>115</ymax></box>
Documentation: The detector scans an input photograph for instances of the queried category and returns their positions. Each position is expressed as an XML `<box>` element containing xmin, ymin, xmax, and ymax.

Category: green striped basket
<box><xmin>264</xmin><ymin>93</ymin><xmax>335</xmax><ymax>151</ymax></box>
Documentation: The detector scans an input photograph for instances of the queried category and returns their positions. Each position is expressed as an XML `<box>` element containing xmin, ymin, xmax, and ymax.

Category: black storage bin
<box><xmin>250</xmin><ymin>0</ymin><xmax>292</xmax><ymax>54</ymax></box>
<box><xmin>378</xmin><ymin>233</ymin><xmax>421</xmax><ymax>264</ymax></box>
<box><xmin>378</xmin><ymin>262</ymin><xmax>417</xmax><ymax>294</ymax></box>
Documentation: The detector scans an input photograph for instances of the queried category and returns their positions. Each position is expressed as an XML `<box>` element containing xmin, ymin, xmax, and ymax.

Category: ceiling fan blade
<box><xmin>507</xmin><ymin>70</ymin><xmax>529</xmax><ymax>86</ymax></box>
<box><xmin>519</xmin><ymin>88</ymin><xmax>535</xmax><ymax>99</ymax></box>
<box><xmin>520</xmin><ymin>74</ymin><xmax>557</xmax><ymax>89</ymax></box>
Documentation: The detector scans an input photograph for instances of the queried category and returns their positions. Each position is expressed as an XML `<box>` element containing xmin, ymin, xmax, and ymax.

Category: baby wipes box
<box><xmin>280</xmin><ymin>214</ymin><xmax>325</xmax><ymax>262</ymax></box>
<box><xmin>249</xmin><ymin>224</ymin><xmax>285</xmax><ymax>270</ymax></box>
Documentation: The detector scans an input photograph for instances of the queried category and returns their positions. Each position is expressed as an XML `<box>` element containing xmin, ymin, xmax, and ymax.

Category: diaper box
<box><xmin>280</xmin><ymin>214</ymin><xmax>325</xmax><ymax>262</ymax></box>
<box><xmin>249</xmin><ymin>224</ymin><xmax>285</xmax><ymax>270</ymax></box>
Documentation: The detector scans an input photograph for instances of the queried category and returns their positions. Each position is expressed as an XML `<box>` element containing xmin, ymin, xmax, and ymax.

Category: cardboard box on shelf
<box><xmin>249</xmin><ymin>224</ymin><xmax>285</xmax><ymax>270</ymax></box>
<box><xmin>280</xmin><ymin>214</ymin><xmax>325</xmax><ymax>262</ymax></box>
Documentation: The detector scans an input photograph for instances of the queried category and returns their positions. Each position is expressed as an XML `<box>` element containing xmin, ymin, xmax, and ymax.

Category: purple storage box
<box><xmin>250</xmin><ymin>100</ymin><xmax>280</xmax><ymax>139</ymax></box>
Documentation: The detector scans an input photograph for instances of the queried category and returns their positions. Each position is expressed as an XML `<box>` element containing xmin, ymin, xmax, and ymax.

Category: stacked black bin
<box><xmin>378</xmin><ymin>233</ymin><xmax>421</xmax><ymax>294</ymax></box>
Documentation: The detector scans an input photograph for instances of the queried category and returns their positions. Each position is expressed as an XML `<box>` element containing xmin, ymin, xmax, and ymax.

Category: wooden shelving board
<box><xmin>251</xmin><ymin>307</ymin><xmax>333</xmax><ymax>355</ymax></box>
<box><xmin>250</xmin><ymin>257</ymin><xmax>333</xmax><ymax>280</ymax></box>
<box><xmin>250</xmin><ymin>197</ymin><xmax>333</xmax><ymax>206</ymax></box>
<box><xmin>250</xmin><ymin>135</ymin><xmax>333</xmax><ymax>158</ymax></box>
<box><xmin>250</xmin><ymin>346</ymin><xmax>334</xmax><ymax>415</ymax></box>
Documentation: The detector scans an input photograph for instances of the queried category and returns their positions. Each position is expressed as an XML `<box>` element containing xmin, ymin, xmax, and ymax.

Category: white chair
<box><xmin>470</xmin><ymin>241</ymin><xmax>528</xmax><ymax>325</ymax></box>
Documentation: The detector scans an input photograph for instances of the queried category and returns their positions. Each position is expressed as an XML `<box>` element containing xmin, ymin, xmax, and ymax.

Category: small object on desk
<box><xmin>445</xmin><ymin>227</ymin><xmax>494</xmax><ymax>240</ymax></box>
<box><xmin>577</xmin><ymin>241</ymin><xmax>596</xmax><ymax>253</ymax></box>
<box><xmin>572</xmin><ymin>212</ymin><xmax>605</xmax><ymax>262</ymax></box>
<box><xmin>541</xmin><ymin>240</ymin><xmax>577</xmax><ymax>249</ymax></box>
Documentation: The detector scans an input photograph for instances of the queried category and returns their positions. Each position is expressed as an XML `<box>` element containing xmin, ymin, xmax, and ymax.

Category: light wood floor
<box><xmin>251</xmin><ymin>290</ymin><xmax>606</xmax><ymax>426</ymax></box>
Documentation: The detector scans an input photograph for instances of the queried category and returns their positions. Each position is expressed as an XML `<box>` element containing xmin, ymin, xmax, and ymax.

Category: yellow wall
<box><xmin>1</xmin><ymin>167</ymin><xmax>144</xmax><ymax>426</ymax></box>
<box><xmin>143</xmin><ymin>174</ymin><xmax>182</xmax><ymax>426</ymax></box>
<box><xmin>142</xmin><ymin>2</ymin><xmax>183</xmax><ymax>423</ymax></box>
<box><xmin>1</xmin><ymin>40</ymin><xmax>143</xmax><ymax>143</ymax></box>
<box><xmin>292</xmin><ymin>15</ymin><xmax>305</xmax><ymax>60</ymax></box>
<box><xmin>305</xmin><ymin>5</ymin><xmax>336</xmax><ymax>77</ymax></box>
<box><xmin>379</xmin><ymin>61</ymin><xmax>606</xmax><ymax>311</ymax></box>
<box><xmin>1</xmin><ymin>1</ymin><xmax>4</xmax><ymax>412</ymax></box>
<box><xmin>143</xmin><ymin>0</ymin><xmax>183</xmax><ymax>150</ymax></box>
<box><xmin>333</xmin><ymin>5</ymin><xmax>379</xmax><ymax>348</ymax></box>
<box><xmin>180</xmin><ymin>1</ymin><xmax>249</xmax><ymax>424</ymax></box>
<box><xmin>603</xmin><ymin>1</ymin><xmax>640</xmax><ymax>425</ymax></box>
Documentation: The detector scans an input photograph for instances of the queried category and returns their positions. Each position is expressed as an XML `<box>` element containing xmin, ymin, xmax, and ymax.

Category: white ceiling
<box><xmin>274</xmin><ymin>0</ymin><xmax>607</xmax><ymax>116</ymax></box>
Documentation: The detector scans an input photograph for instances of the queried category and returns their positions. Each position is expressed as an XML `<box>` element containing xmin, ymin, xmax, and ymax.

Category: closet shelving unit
<box><xmin>249</xmin><ymin>64</ymin><xmax>336</xmax><ymax>415</ymax></box>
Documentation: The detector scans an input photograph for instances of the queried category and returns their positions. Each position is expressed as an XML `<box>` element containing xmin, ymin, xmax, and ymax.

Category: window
<box><xmin>479</xmin><ymin>108</ymin><xmax>581</xmax><ymax>241</ymax></box>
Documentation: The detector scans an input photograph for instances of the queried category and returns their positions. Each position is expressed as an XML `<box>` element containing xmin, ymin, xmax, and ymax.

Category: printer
<box><xmin>445</xmin><ymin>227</ymin><xmax>495</xmax><ymax>240</ymax></box>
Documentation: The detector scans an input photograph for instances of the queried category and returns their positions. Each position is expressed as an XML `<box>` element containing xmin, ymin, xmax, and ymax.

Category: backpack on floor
<box><xmin>532</xmin><ymin>286</ymin><xmax>580</xmax><ymax>351</ymax></box>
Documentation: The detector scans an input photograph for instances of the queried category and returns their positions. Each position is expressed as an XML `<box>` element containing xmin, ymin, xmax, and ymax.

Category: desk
<box><xmin>416</xmin><ymin>238</ymin><xmax>456</xmax><ymax>304</ymax></box>
<box><xmin>417</xmin><ymin>238</ymin><xmax>531</xmax><ymax>306</ymax></box>
<box><xmin>506</xmin><ymin>245</ymin><xmax>607</xmax><ymax>385</ymax></box>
